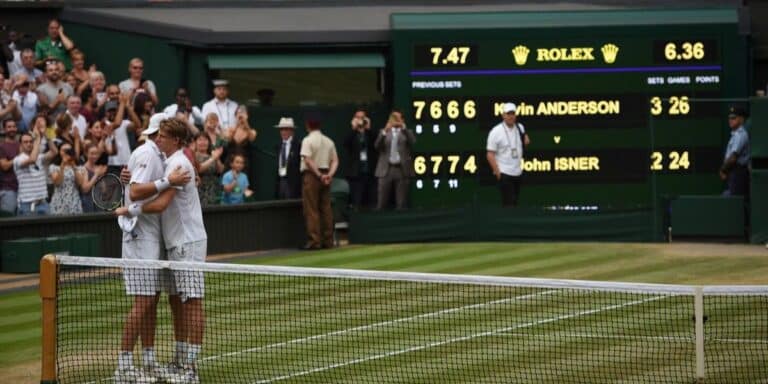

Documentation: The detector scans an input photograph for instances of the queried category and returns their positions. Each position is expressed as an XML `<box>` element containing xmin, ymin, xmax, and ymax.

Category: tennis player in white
<box><xmin>114</xmin><ymin>113</ymin><xmax>191</xmax><ymax>384</ymax></box>
<box><xmin>118</xmin><ymin>118</ymin><xmax>207</xmax><ymax>384</ymax></box>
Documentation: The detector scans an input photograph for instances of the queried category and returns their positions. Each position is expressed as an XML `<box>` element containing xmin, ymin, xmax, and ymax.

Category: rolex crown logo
<box><xmin>511</xmin><ymin>45</ymin><xmax>530</xmax><ymax>66</ymax></box>
<box><xmin>601</xmin><ymin>43</ymin><xmax>619</xmax><ymax>64</ymax></box>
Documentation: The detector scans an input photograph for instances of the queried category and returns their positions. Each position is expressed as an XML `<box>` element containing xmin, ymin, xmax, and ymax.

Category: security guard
<box><xmin>720</xmin><ymin>106</ymin><xmax>750</xmax><ymax>198</ymax></box>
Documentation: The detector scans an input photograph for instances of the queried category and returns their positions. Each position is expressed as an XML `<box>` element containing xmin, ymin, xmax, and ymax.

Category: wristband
<box><xmin>128</xmin><ymin>203</ymin><xmax>142</xmax><ymax>218</ymax></box>
<box><xmin>154</xmin><ymin>177</ymin><xmax>171</xmax><ymax>192</ymax></box>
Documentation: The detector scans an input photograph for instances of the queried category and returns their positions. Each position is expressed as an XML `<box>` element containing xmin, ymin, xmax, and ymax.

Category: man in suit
<box><xmin>375</xmin><ymin>110</ymin><xmax>416</xmax><ymax>210</ymax></box>
<box><xmin>344</xmin><ymin>108</ymin><xmax>377</xmax><ymax>209</ymax></box>
<box><xmin>274</xmin><ymin>117</ymin><xmax>302</xmax><ymax>199</ymax></box>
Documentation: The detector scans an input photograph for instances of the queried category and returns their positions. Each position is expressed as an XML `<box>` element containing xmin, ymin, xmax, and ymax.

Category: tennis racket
<box><xmin>92</xmin><ymin>173</ymin><xmax>124</xmax><ymax>211</ymax></box>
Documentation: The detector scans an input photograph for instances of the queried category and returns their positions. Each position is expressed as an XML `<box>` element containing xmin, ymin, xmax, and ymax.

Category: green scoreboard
<box><xmin>391</xmin><ymin>9</ymin><xmax>748</xmax><ymax>209</ymax></box>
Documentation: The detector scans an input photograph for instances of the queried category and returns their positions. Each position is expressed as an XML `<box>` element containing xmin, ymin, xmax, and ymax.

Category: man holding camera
<box><xmin>344</xmin><ymin>108</ymin><xmax>377</xmax><ymax>209</ymax></box>
<box><xmin>374</xmin><ymin>110</ymin><xmax>416</xmax><ymax>210</ymax></box>
<box><xmin>164</xmin><ymin>87</ymin><xmax>203</xmax><ymax>128</ymax></box>
<box><xmin>36</xmin><ymin>59</ymin><xmax>73</xmax><ymax>117</ymax></box>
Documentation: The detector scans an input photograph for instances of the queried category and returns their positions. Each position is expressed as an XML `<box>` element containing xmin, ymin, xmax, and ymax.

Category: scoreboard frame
<box><xmin>391</xmin><ymin>8</ymin><xmax>748</xmax><ymax>209</ymax></box>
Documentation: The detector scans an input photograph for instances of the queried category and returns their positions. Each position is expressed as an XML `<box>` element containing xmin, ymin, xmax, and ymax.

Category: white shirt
<box><xmin>118</xmin><ymin>78</ymin><xmax>157</xmax><ymax>98</ymax></box>
<box><xmin>163</xmin><ymin>103</ymin><xmax>203</xmax><ymax>126</ymax></box>
<box><xmin>161</xmin><ymin>150</ymin><xmax>207</xmax><ymax>249</ymax></box>
<box><xmin>201</xmin><ymin>98</ymin><xmax>238</xmax><ymax>132</ymax></box>
<box><xmin>487</xmin><ymin>121</ymin><xmax>526</xmax><ymax>177</ymax></box>
<box><xmin>107</xmin><ymin>119</ymin><xmax>132</xmax><ymax>167</ymax></box>
<box><xmin>7</xmin><ymin>50</ymin><xmax>22</xmax><ymax>77</ymax></box>
<box><xmin>67</xmin><ymin>111</ymin><xmax>87</xmax><ymax>139</ymax></box>
<box><xmin>13</xmin><ymin>152</ymin><xmax>47</xmax><ymax>202</ymax></box>
<box><xmin>125</xmin><ymin>139</ymin><xmax>165</xmax><ymax>242</ymax></box>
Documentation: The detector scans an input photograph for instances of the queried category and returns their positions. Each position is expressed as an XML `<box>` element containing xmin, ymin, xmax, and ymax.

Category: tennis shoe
<box><xmin>154</xmin><ymin>362</ymin><xmax>185</xmax><ymax>383</ymax></box>
<box><xmin>178</xmin><ymin>365</ymin><xmax>200</xmax><ymax>384</ymax></box>
<box><xmin>114</xmin><ymin>366</ymin><xmax>158</xmax><ymax>384</ymax></box>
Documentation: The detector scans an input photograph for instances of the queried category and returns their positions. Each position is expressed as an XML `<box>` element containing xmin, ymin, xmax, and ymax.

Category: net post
<box><xmin>40</xmin><ymin>254</ymin><xmax>58</xmax><ymax>384</ymax></box>
<box><xmin>694</xmin><ymin>286</ymin><xmax>705</xmax><ymax>383</ymax></box>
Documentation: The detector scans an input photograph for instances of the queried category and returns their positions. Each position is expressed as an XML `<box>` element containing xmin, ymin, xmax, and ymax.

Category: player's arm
<box><xmin>128</xmin><ymin>165</ymin><xmax>190</xmax><ymax>201</ymax></box>
<box><xmin>116</xmin><ymin>188</ymin><xmax>177</xmax><ymax>217</ymax></box>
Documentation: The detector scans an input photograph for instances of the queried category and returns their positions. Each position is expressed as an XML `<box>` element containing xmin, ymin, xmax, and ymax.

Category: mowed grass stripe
<box><xmin>327</xmin><ymin>245</ymin><xmax>503</xmax><ymax>270</ymax></box>
<box><xmin>440</xmin><ymin>248</ymin><xmax>632</xmax><ymax>276</ymax></box>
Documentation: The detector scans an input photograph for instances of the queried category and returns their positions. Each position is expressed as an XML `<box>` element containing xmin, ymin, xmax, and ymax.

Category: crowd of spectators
<box><xmin>0</xmin><ymin>18</ymin><xmax>260</xmax><ymax>217</ymax></box>
<box><xmin>0</xmin><ymin>18</ymin><xmax>414</xmax><ymax>220</ymax></box>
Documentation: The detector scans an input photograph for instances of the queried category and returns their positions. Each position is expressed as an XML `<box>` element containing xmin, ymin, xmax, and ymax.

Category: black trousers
<box><xmin>348</xmin><ymin>173</ymin><xmax>375</xmax><ymax>209</ymax></box>
<box><xmin>727</xmin><ymin>165</ymin><xmax>750</xmax><ymax>199</ymax></box>
<box><xmin>499</xmin><ymin>173</ymin><xmax>521</xmax><ymax>207</ymax></box>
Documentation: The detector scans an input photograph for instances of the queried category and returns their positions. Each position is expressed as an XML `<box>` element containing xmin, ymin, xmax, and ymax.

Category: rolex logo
<box><xmin>511</xmin><ymin>45</ymin><xmax>530</xmax><ymax>66</ymax></box>
<box><xmin>601</xmin><ymin>43</ymin><xmax>619</xmax><ymax>64</ymax></box>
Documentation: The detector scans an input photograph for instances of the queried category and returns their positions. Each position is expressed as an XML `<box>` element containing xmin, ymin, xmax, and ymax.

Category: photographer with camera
<box><xmin>164</xmin><ymin>87</ymin><xmax>203</xmax><ymax>128</ymax></box>
<box><xmin>374</xmin><ymin>109</ymin><xmax>416</xmax><ymax>210</ymax></box>
<box><xmin>344</xmin><ymin>108</ymin><xmax>377</xmax><ymax>210</ymax></box>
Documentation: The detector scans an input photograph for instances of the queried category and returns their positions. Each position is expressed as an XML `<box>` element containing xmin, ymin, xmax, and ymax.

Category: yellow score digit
<box><xmin>430</xmin><ymin>156</ymin><xmax>443</xmax><ymax>174</ymax></box>
<box><xmin>650</xmin><ymin>97</ymin><xmax>662</xmax><ymax>116</ymax></box>
<box><xmin>650</xmin><ymin>152</ymin><xmax>663</xmax><ymax>170</ymax></box>
<box><xmin>430</xmin><ymin>47</ymin><xmax>443</xmax><ymax>65</ymax></box>
<box><xmin>414</xmin><ymin>156</ymin><xmax>426</xmax><ymax>175</ymax></box>
<box><xmin>447</xmin><ymin>155</ymin><xmax>460</xmax><ymax>174</ymax></box>
<box><xmin>413</xmin><ymin>100</ymin><xmax>426</xmax><ymax>120</ymax></box>
<box><xmin>430</xmin><ymin>101</ymin><xmax>442</xmax><ymax>119</ymax></box>
<box><xmin>464</xmin><ymin>155</ymin><xmax>477</xmax><ymax>174</ymax></box>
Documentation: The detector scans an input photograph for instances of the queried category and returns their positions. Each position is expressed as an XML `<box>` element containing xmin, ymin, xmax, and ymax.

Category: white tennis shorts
<box><xmin>121</xmin><ymin>239</ymin><xmax>164</xmax><ymax>296</ymax></box>
<box><xmin>165</xmin><ymin>240</ymin><xmax>207</xmax><ymax>302</ymax></box>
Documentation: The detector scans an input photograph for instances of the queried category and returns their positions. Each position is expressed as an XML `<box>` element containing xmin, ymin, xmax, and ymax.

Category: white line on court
<box><xmin>252</xmin><ymin>295</ymin><xmax>670</xmax><ymax>383</ymax></box>
<box><xmin>201</xmin><ymin>289</ymin><xmax>558</xmax><ymax>362</ymax></box>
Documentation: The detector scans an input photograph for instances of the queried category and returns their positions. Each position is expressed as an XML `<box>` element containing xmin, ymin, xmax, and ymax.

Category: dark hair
<box><xmin>194</xmin><ymin>133</ymin><xmax>212</xmax><ymax>155</ymax></box>
<box><xmin>133</xmin><ymin>92</ymin><xmax>152</xmax><ymax>116</ymax></box>
<box><xmin>55</xmin><ymin>113</ymin><xmax>73</xmax><ymax>136</ymax></box>
<box><xmin>2</xmin><ymin>119</ymin><xmax>15</xmax><ymax>129</ymax></box>
<box><xmin>228</xmin><ymin>151</ymin><xmax>246</xmax><ymax>166</ymax></box>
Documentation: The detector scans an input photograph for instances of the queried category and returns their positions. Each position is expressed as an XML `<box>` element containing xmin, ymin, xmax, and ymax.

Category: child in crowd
<box><xmin>221</xmin><ymin>153</ymin><xmax>252</xmax><ymax>204</ymax></box>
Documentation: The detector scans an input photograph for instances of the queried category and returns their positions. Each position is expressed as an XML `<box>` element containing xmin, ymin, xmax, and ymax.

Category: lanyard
<box><xmin>215</xmin><ymin>101</ymin><xmax>230</xmax><ymax>126</ymax></box>
<box><xmin>502</xmin><ymin>123</ymin><xmax>520</xmax><ymax>159</ymax></box>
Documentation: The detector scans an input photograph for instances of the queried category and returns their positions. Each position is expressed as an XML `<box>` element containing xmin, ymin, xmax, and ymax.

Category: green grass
<box><xmin>1</xmin><ymin>242</ymin><xmax>767</xmax><ymax>383</ymax></box>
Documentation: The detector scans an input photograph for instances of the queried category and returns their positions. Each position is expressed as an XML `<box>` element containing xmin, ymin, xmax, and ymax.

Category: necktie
<box><xmin>389</xmin><ymin>129</ymin><xmax>400</xmax><ymax>164</ymax></box>
<box><xmin>280</xmin><ymin>141</ymin><xmax>288</xmax><ymax>168</ymax></box>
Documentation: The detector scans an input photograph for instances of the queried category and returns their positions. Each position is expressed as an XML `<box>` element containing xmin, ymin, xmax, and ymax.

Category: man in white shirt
<box><xmin>163</xmin><ymin>87</ymin><xmax>202</xmax><ymax>127</ymax></box>
<box><xmin>119</xmin><ymin>118</ymin><xmax>207</xmax><ymax>384</ymax></box>
<box><xmin>65</xmin><ymin>95</ymin><xmax>87</xmax><ymax>139</ymax></box>
<box><xmin>118</xmin><ymin>58</ymin><xmax>158</xmax><ymax>106</ymax></box>
<box><xmin>112</xmin><ymin>113</ymin><xmax>191</xmax><ymax>384</ymax></box>
<box><xmin>486</xmin><ymin>102</ymin><xmax>531</xmax><ymax>207</ymax></box>
<box><xmin>201</xmin><ymin>79</ymin><xmax>238</xmax><ymax>134</ymax></box>
<box><xmin>11</xmin><ymin>75</ymin><xmax>36</xmax><ymax>132</ymax></box>
<box><xmin>104</xmin><ymin>97</ymin><xmax>135</xmax><ymax>175</ymax></box>
<box><xmin>13</xmin><ymin>132</ymin><xmax>49</xmax><ymax>215</ymax></box>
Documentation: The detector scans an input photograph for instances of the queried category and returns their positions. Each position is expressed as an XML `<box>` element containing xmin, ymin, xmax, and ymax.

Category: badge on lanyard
<box><xmin>279</xmin><ymin>166</ymin><xmax>288</xmax><ymax>177</ymax></box>
<box><xmin>360</xmin><ymin>150</ymin><xmax>368</xmax><ymax>162</ymax></box>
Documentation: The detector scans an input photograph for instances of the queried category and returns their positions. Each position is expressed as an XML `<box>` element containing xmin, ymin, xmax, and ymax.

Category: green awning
<box><xmin>391</xmin><ymin>8</ymin><xmax>738</xmax><ymax>30</ymax></box>
<box><xmin>208</xmin><ymin>53</ymin><xmax>385</xmax><ymax>70</ymax></box>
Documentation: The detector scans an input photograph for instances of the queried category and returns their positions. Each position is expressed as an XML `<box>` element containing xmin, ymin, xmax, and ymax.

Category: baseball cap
<box><xmin>503</xmin><ymin>103</ymin><xmax>517</xmax><ymax>114</ymax></box>
<box><xmin>143</xmin><ymin>113</ymin><xmax>166</xmax><ymax>136</ymax></box>
<box><xmin>212</xmin><ymin>79</ymin><xmax>229</xmax><ymax>87</ymax></box>
<box><xmin>728</xmin><ymin>105</ymin><xmax>748</xmax><ymax>118</ymax></box>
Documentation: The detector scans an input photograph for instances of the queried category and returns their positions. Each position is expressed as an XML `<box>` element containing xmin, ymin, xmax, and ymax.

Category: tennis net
<box><xmin>41</xmin><ymin>255</ymin><xmax>767</xmax><ymax>383</ymax></box>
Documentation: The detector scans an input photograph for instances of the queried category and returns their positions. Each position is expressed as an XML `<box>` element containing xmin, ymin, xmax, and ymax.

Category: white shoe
<box><xmin>179</xmin><ymin>365</ymin><xmax>200</xmax><ymax>384</ymax></box>
<box><xmin>151</xmin><ymin>362</ymin><xmax>184</xmax><ymax>383</ymax></box>
<box><xmin>114</xmin><ymin>366</ymin><xmax>158</xmax><ymax>384</ymax></box>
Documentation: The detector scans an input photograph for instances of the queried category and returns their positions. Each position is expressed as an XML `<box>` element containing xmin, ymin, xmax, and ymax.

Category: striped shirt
<box><xmin>13</xmin><ymin>153</ymin><xmax>48</xmax><ymax>203</ymax></box>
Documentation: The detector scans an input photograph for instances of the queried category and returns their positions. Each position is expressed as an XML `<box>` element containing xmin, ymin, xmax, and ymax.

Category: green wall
<box><xmin>64</xmin><ymin>23</ymin><xmax>194</xmax><ymax>107</ymax></box>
